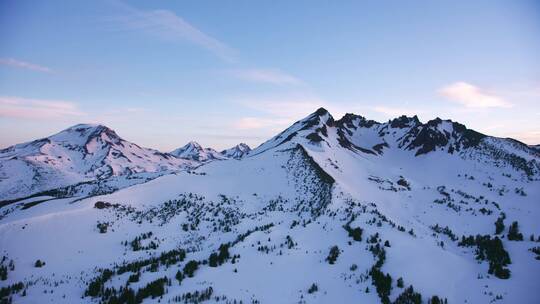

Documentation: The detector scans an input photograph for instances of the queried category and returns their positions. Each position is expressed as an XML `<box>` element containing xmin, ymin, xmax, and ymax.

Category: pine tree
<box><xmin>175</xmin><ymin>270</ymin><xmax>183</xmax><ymax>284</ymax></box>
<box><xmin>494</xmin><ymin>215</ymin><xmax>505</xmax><ymax>234</ymax></box>
<box><xmin>326</xmin><ymin>246</ymin><xmax>340</xmax><ymax>264</ymax></box>
<box><xmin>508</xmin><ymin>221</ymin><xmax>523</xmax><ymax>241</ymax></box>
<box><xmin>397</xmin><ymin>277</ymin><xmax>404</xmax><ymax>288</ymax></box>
<box><xmin>208</xmin><ymin>253</ymin><xmax>218</xmax><ymax>267</ymax></box>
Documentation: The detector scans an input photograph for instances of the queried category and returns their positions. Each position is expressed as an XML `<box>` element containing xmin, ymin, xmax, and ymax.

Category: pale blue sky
<box><xmin>1</xmin><ymin>0</ymin><xmax>539</xmax><ymax>150</ymax></box>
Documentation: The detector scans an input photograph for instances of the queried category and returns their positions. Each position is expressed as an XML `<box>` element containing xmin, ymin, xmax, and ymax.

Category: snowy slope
<box><xmin>170</xmin><ymin>141</ymin><xmax>227</xmax><ymax>162</ymax></box>
<box><xmin>0</xmin><ymin>109</ymin><xmax>539</xmax><ymax>304</ymax></box>
<box><xmin>0</xmin><ymin>124</ymin><xmax>197</xmax><ymax>202</ymax></box>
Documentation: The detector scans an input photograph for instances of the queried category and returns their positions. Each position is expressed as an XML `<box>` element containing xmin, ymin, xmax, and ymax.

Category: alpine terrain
<box><xmin>0</xmin><ymin>108</ymin><xmax>539</xmax><ymax>304</ymax></box>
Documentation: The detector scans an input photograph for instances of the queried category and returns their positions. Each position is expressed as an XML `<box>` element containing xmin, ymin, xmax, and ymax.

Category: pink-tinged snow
<box><xmin>0</xmin><ymin>124</ymin><xmax>198</xmax><ymax>200</ymax></box>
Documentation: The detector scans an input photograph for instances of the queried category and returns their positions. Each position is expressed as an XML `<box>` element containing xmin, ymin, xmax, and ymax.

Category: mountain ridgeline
<box><xmin>0</xmin><ymin>108</ymin><xmax>539</xmax><ymax>304</ymax></box>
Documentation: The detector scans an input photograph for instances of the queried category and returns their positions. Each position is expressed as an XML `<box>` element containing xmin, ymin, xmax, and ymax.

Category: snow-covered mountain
<box><xmin>0</xmin><ymin>124</ymin><xmax>197</xmax><ymax>202</ymax></box>
<box><xmin>170</xmin><ymin>141</ymin><xmax>227</xmax><ymax>162</ymax></box>
<box><xmin>1</xmin><ymin>109</ymin><xmax>539</xmax><ymax>304</ymax></box>
<box><xmin>220</xmin><ymin>143</ymin><xmax>251</xmax><ymax>159</ymax></box>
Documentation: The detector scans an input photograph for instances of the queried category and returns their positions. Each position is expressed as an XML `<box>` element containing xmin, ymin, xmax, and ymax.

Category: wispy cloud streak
<box><xmin>111</xmin><ymin>2</ymin><xmax>236</xmax><ymax>62</ymax></box>
<box><xmin>439</xmin><ymin>82</ymin><xmax>512</xmax><ymax>108</ymax></box>
<box><xmin>0</xmin><ymin>58</ymin><xmax>53</xmax><ymax>73</ymax></box>
<box><xmin>0</xmin><ymin>96</ymin><xmax>84</xmax><ymax>120</ymax></box>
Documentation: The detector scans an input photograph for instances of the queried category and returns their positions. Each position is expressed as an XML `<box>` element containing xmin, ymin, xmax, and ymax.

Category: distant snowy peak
<box><xmin>221</xmin><ymin>143</ymin><xmax>251</xmax><ymax>159</ymax></box>
<box><xmin>170</xmin><ymin>141</ymin><xmax>227</xmax><ymax>162</ymax></box>
<box><xmin>170</xmin><ymin>141</ymin><xmax>203</xmax><ymax>159</ymax></box>
<box><xmin>0</xmin><ymin>124</ymin><xmax>195</xmax><ymax>201</ymax></box>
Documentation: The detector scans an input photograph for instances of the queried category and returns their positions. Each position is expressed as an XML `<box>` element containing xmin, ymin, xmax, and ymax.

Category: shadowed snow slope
<box><xmin>0</xmin><ymin>109</ymin><xmax>539</xmax><ymax>304</ymax></box>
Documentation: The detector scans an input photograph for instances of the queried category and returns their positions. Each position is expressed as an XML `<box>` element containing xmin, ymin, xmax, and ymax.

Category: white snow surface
<box><xmin>1</xmin><ymin>109</ymin><xmax>539</xmax><ymax>304</ymax></box>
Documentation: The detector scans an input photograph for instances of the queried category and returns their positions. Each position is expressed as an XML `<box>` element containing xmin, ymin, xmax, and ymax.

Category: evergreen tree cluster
<box><xmin>97</xmin><ymin>222</ymin><xmax>109</xmax><ymax>234</ymax></box>
<box><xmin>116</xmin><ymin>248</ymin><xmax>186</xmax><ymax>275</ymax></box>
<box><xmin>393</xmin><ymin>286</ymin><xmax>421</xmax><ymax>304</ymax></box>
<box><xmin>231</xmin><ymin>223</ymin><xmax>274</xmax><ymax>246</ymax></box>
<box><xmin>85</xmin><ymin>269</ymin><xmax>114</xmax><ymax>297</ymax></box>
<box><xmin>183</xmin><ymin>260</ymin><xmax>199</xmax><ymax>278</ymax></box>
<box><xmin>285</xmin><ymin>235</ymin><xmax>295</xmax><ymax>249</ymax></box>
<box><xmin>208</xmin><ymin>243</ymin><xmax>230</xmax><ymax>267</ymax></box>
<box><xmin>507</xmin><ymin>221</ymin><xmax>523</xmax><ymax>241</ymax></box>
<box><xmin>127</xmin><ymin>273</ymin><xmax>140</xmax><ymax>283</ymax></box>
<box><xmin>326</xmin><ymin>246</ymin><xmax>340</xmax><ymax>264</ymax></box>
<box><xmin>34</xmin><ymin>259</ymin><xmax>45</xmax><ymax>268</ymax></box>
<box><xmin>170</xmin><ymin>287</ymin><xmax>213</xmax><ymax>303</ymax></box>
<box><xmin>430</xmin><ymin>224</ymin><xmax>458</xmax><ymax>241</ymax></box>
<box><xmin>103</xmin><ymin>277</ymin><xmax>170</xmax><ymax>304</ymax></box>
<box><xmin>0</xmin><ymin>257</ymin><xmax>14</xmax><ymax>281</ymax></box>
<box><xmin>428</xmin><ymin>295</ymin><xmax>449</xmax><ymax>304</ymax></box>
<box><xmin>307</xmin><ymin>283</ymin><xmax>318</xmax><ymax>294</ymax></box>
<box><xmin>459</xmin><ymin>235</ymin><xmax>511</xmax><ymax>279</ymax></box>
<box><xmin>344</xmin><ymin>224</ymin><xmax>363</xmax><ymax>242</ymax></box>
<box><xmin>127</xmin><ymin>232</ymin><xmax>158</xmax><ymax>251</ymax></box>
<box><xmin>135</xmin><ymin>277</ymin><xmax>168</xmax><ymax>300</ymax></box>
<box><xmin>85</xmin><ymin>248</ymin><xmax>188</xmax><ymax>302</ymax></box>
<box><xmin>368</xmin><ymin>240</ymin><xmax>392</xmax><ymax>304</ymax></box>
<box><xmin>370</xmin><ymin>266</ymin><xmax>392</xmax><ymax>304</ymax></box>
<box><xmin>0</xmin><ymin>282</ymin><xmax>24</xmax><ymax>304</ymax></box>
<box><xmin>529</xmin><ymin>247</ymin><xmax>540</xmax><ymax>260</ymax></box>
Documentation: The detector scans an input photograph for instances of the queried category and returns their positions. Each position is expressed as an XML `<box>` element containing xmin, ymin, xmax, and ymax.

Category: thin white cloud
<box><xmin>0</xmin><ymin>96</ymin><xmax>84</xmax><ymax>120</ymax></box>
<box><xmin>112</xmin><ymin>2</ymin><xmax>236</xmax><ymax>62</ymax></box>
<box><xmin>227</xmin><ymin>69</ymin><xmax>302</xmax><ymax>85</ymax></box>
<box><xmin>0</xmin><ymin>58</ymin><xmax>53</xmax><ymax>73</ymax></box>
<box><xmin>439</xmin><ymin>82</ymin><xmax>512</xmax><ymax>108</ymax></box>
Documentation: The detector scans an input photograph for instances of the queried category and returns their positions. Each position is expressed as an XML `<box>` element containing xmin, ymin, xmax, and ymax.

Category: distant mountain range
<box><xmin>0</xmin><ymin>124</ymin><xmax>250</xmax><ymax>201</ymax></box>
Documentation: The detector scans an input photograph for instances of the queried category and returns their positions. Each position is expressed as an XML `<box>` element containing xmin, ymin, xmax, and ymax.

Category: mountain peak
<box><xmin>185</xmin><ymin>141</ymin><xmax>203</xmax><ymax>150</ymax></box>
<box><xmin>303</xmin><ymin>107</ymin><xmax>334</xmax><ymax>127</ymax></box>
<box><xmin>389</xmin><ymin>115</ymin><xmax>420</xmax><ymax>129</ymax></box>
<box><xmin>221</xmin><ymin>143</ymin><xmax>251</xmax><ymax>159</ymax></box>
<box><xmin>171</xmin><ymin>141</ymin><xmax>225</xmax><ymax>162</ymax></box>
<box><xmin>314</xmin><ymin>107</ymin><xmax>329</xmax><ymax>116</ymax></box>
<box><xmin>48</xmin><ymin>123</ymin><xmax>122</xmax><ymax>146</ymax></box>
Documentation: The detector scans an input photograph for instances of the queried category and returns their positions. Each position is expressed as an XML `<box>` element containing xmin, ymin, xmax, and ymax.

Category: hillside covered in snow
<box><xmin>0</xmin><ymin>108</ymin><xmax>539</xmax><ymax>304</ymax></box>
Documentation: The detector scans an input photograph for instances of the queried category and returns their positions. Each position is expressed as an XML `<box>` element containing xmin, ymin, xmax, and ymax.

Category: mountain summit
<box><xmin>170</xmin><ymin>141</ymin><xmax>226</xmax><ymax>162</ymax></box>
<box><xmin>221</xmin><ymin>143</ymin><xmax>251</xmax><ymax>159</ymax></box>
<box><xmin>0</xmin><ymin>124</ymin><xmax>196</xmax><ymax>201</ymax></box>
